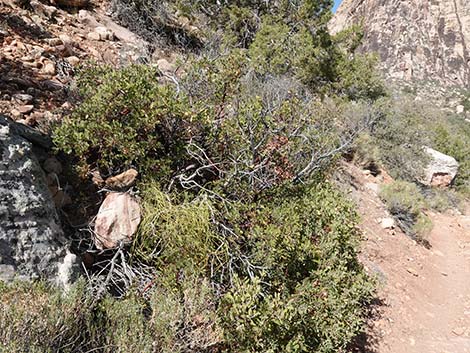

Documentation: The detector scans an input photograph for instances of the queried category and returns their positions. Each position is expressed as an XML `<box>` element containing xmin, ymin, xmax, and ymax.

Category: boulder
<box><xmin>0</xmin><ymin>115</ymin><xmax>74</xmax><ymax>282</ymax></box>
<box><xmin>422</xmin><ymin>147</ymin><xmax>459</xmax><ymax>187</ymax></box>
<box><xmin>380</xmin><ymin>217</ymin><xmax>396</xmax><ymax>230</ymax></box>
<box><xmin>94</xmin><ymin>192</ymin><xmax>141</xmax><ymax>249</ymax></box>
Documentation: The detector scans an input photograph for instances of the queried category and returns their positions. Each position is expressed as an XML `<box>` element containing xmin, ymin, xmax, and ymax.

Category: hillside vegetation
<box><xmin>3</xmin><ymin>0</ymin><xmax>470</xmax><ymax>352</ymax></box>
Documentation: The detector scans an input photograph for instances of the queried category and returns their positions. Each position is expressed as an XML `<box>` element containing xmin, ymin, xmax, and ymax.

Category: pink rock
<box><xmin>18</xmin><ymin>105</ymin><xmax>34</xmax><ymax>114</ymax></box>
<box><xmin>94</xmin><ymin>193</ymin><xmax>141</xmax><ymax>249</ymax></box>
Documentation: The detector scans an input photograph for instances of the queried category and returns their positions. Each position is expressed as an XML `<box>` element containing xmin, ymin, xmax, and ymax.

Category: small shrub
<box><xmin>0</xmin><ymin>278</ymin><xmax>221</xmax><ymax>353</ymax></box>
<box><xmin>424</xmin><ymin>188</ymin><xmax>464</xmax><ymax>213</ymax></box>
<box><xmin>352</xmin><ymin>132</ymin><xmax>381</xmax><ymax>171</ymax></box>
<box><xmin>149</xmin><ymin>277</ymin><xmax>222</xmax><ymax>352</ymax></box>
<box><xmin>53</xmin><ymin>64</ymin><xmax>208</xmax><ymax>180</ymax></box>
<box><xmin>380</xmin><ymin>180</ymin><xmax>432</xmax><ymax>244</ymax></box>
<box><xmin>133</xmin><ymin>185</ymin><xmax>218</xmax><ymax>276</ymax></box>
<box><xmin>369</xmin><ymin>97</ymin><xmax>432</xmax><ymax>182</ymax></box>
<box><xmin>218</xmin><ymin>183</ymin><xmax>374</xmax><ymax>352</ymax></box>
<box><xmin>433</xmin><ymin>117</ymin><xmax>470</xmax><ymax>194</ymax></box>
<box><xmin>0</xmin><ymin>280</ymin><xmax>93</xmax><ymax>352</ymax></box>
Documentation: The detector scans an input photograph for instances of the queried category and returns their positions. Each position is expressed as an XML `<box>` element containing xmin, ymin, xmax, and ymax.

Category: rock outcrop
<box><xmin>422</xmin><ymin>147</ymin><xmax>459</xmax><ymax>187</ymax></box>
<box><xmin>0</xmin><ymin>115</ymin><xmax>72</xmax><ymax>282</ymax></box>
<box><xmin>330</xmin><ymin>0</ymin><xmax>470</xmax><ymax>88</ymax></box>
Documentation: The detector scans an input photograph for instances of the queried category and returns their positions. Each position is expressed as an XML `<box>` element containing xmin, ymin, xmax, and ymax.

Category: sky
<box><xmin>333</xmin><ymin>0</ymin><xmax>342</xmax><ymax>12</ymax></box>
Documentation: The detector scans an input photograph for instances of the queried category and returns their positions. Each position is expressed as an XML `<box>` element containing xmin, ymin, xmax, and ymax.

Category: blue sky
<box><xmin>333</xmin><ymin>0</ymin><xmax>342</xmax><ymax>12</ymax></box>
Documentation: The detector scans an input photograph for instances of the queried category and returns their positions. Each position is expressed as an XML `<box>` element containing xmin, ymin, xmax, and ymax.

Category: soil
<box><xmin>343</xmin><ymin>163</ymin><xmax>470</xmax><ymax>353</ymax></box>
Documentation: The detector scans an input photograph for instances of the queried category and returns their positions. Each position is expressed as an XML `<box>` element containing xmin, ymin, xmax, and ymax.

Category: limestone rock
<box><xmin>78</xmin><ymin>9</ymin><xmax>100</xmax><ymax>26</ymax></box>
<box><xmin>0</xmin><ymin>115</ymin><xmax>69</xmax><ymax>282</ymax></box>
<box><xmin>422</xmin><ymin>147</ymin><xmax>459</xmax><ymax>187</ymax></box>
<box><xmin>10</xmin><ymin>108</ymin><xmax>22</xmax><ymax>119</ymax></box>
<box><xmin>330</xmin><ymin>0</ymin><xmax>470</xmax><ymax>88</ymax></box>
<box><xmin>65</xmin><ymin>55</ymin><xmax>80</xmax><ymax>66</ymax></box>
<box><xmin>56</xmin><ymin>252</ymin><xmax>81</xmax><ymax>292</ymax></box>
<box><xmin>87</xmin><ymin>31</ymin><xmax>101</xmax><ymax>41</ymax></box>
<box><xmin>30</xmin><ymin>0</ymin><xmax>57</xmax><ymax>19</ymax></box>
<box><xmin>42</xmin><ymin>61</ymin><xmax>56</xmax><ymax>75</ymax></box>
<box><xmin>94</xmin><ymin>192</ymin><xmax>141</xmax><ymax>249</ymax></box>
<box><xmin>12</xmin><ymin>93</ymin><xmax>34</xmax><ymax>104</ymax></box>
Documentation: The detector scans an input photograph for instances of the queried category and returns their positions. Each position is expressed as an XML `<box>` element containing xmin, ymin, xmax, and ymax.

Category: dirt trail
<box><xmin>342</xmin><ymin>163</ymin><xmax>470</xmax><ymax>353</ymax></box>
<box><xmin>375</xmin><ymin>212</ymin><xmax>470</xmax><ymax>353</ymax></box>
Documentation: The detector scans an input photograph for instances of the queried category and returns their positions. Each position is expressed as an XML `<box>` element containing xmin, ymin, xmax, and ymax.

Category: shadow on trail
<box><xmin>348</xmin><ymin>297</ymin><xmax>385</xmax><ymax>353</ymax></box>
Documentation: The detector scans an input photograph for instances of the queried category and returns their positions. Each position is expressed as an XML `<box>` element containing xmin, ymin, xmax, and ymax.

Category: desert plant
<box><xmin>218</xmin><ymin>183</ymin><xmax>374</xmax><ymax>352</ymax></box>
<box><xmin>0</xmin><ymin>280</ymin><xmax>95</xmax><ymax>352</ymax></box>
<box><xmin>368</xmin><ymin>98</ymin><xmax>432</xmax><ymax>182</ymax></box>
<box><xmin>380</xmin><ymin>180</ymin><xmax>432</xmax><ymax>244</ymax></box>
<box><xmin>53</xmin><ymin>64</ymin><xmax>209</xmax><ymax>180</ymax></box>
<box><xmin>433</xmin><ymin>116</ymin><xmax>470</xmax><ymax>194</ymax></box>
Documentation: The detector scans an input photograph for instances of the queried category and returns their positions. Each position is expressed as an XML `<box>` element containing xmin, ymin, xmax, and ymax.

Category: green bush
<box><xmin>134</xmin><ymin>181</ymin><xmax>374</xmax><ymax>352</ymax></box>
<box><xmin>0</xmin><ymin>278</ymin><xmax>221</xmax><ymax>353</ymax></box>
<box><xmin>433</xmin><ymin>117</ymin><xmax>470</xmax><ymax>194</ymax></box>
<box><xmin>367</xmin><ymin>98</ymin><xmax>432</xmax><ymax>182</ymax></box>
<box><xmin>380</xmin><ymin>180</ymin><xmax>432</xmax><ymax>243</ymax></box>
<box><xmin>0</xmin><ymin>280</ymin><xmax>92</xmax><ymax>353</ymax></box>
<box><xmin>53</xmin><ymin>64</ymin><xmax>208</xmax><ymax>180</ymax></box>
<box><xmin>218</xmin><ymin>184</ymin><xmax>374</xmax><ymax>352</ymax></box>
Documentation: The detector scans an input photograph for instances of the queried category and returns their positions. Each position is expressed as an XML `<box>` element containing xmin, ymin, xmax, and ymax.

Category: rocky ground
<box><xmin>0</xmin><ymin>0</ymin><xmax>174</xmax><ymax>283</ymax></box>
<box><xmin>0</xmin><ymin>0</ymin><xmax>175</xmax><ymax>126</ymax></box>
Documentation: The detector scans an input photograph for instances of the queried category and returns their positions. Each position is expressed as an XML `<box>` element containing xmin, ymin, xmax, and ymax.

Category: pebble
<box><xmin>65</xmin><ymin>56</ymin><xmax>80</xmax><ymax>66</ymax></box>
<box><xmin>94</xmin><ymin>26</ymin><xmax>114</xmax><ymax>41</ymax></box>
<box><xmin>406</xmin><ymin>268</ymin><xmax>419</xmax><ymax>277</ymax></box>
<box><xmin>17</xmin><ymin>105</ymin><xmax>34</xmax><ymax>114</ymax></box>
<box><xmin>12</xmin><ymin>93</ymin><xmax>34</xmax><ymax>104</ymax></box>
<box><xmin>42</xmin><ymin>62</ymin><xmax>56</xmax><ymax>75</ymax></box>
<box><xmin>10</xmin><ymin>109</ymin><xmax>22</xmax><ymax>119</ymax></box>
<box><xmin>381</xmin><ymin>217</ymin><xmax>396</xmax><ymax>229</ymax></box>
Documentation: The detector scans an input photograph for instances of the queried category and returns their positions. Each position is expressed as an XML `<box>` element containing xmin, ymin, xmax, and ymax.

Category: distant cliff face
<box><xmin>330</xmin><ymin>0</ymin><xmax>470</xmax><ymax>88</ymax></box>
